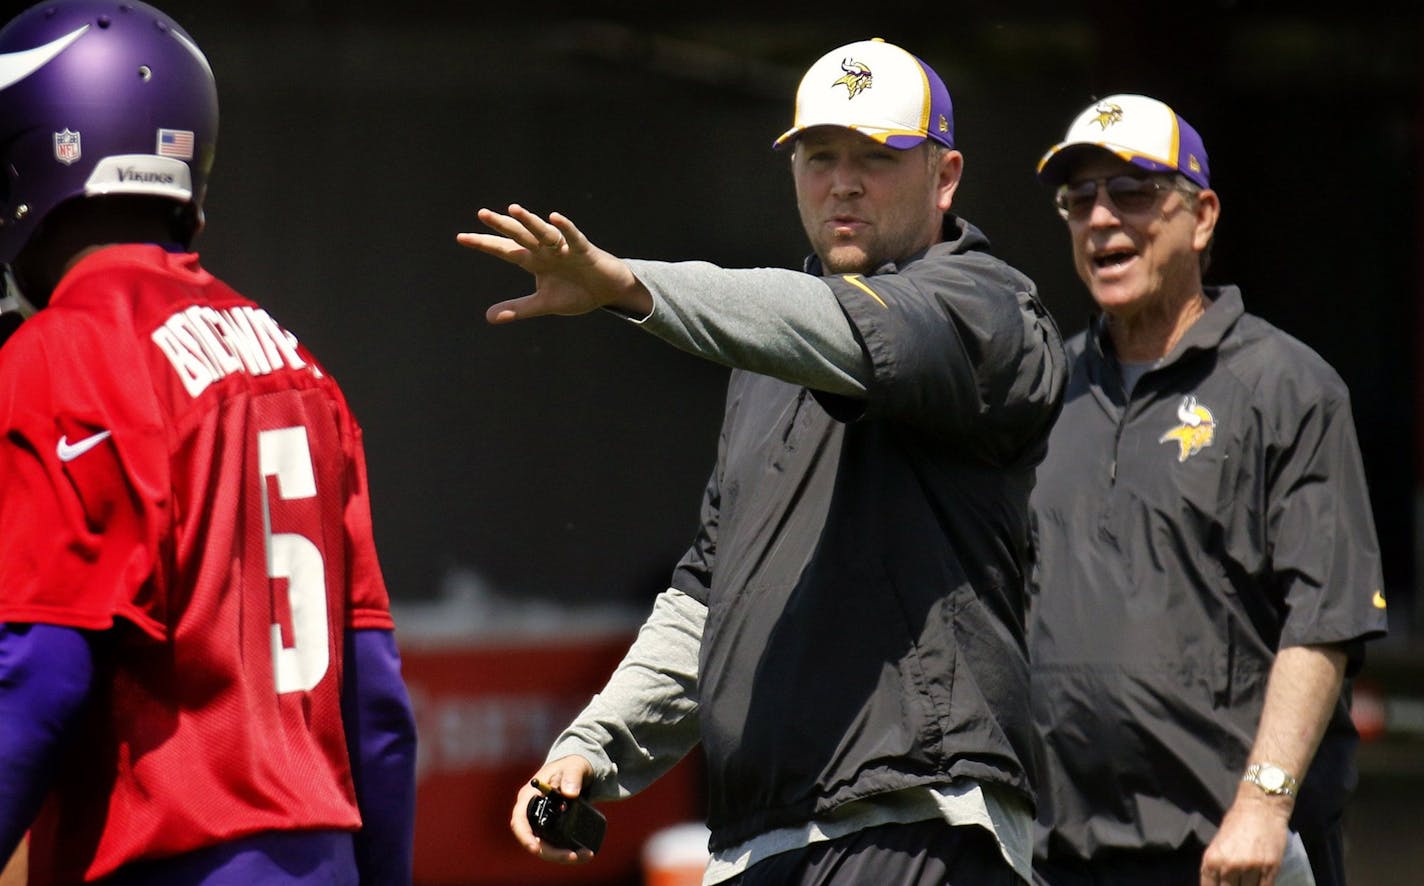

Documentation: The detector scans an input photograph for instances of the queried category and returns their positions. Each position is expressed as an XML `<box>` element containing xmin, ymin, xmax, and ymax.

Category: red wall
<box><xmin>404</xmin><ymin>635</ymin><xmax>704</xmax><ymax>886</ymax></box>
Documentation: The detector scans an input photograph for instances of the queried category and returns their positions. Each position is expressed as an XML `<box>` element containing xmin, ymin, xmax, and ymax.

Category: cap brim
<box><xmin>1036</xmin><ymin>141</ymin><xmax>1182</xmax><ymax>185</ymax></box>
<box><xmin>772</xmin><ymin>125</ymin><xmax>802</xmax><ymax>150</ymax></box>
<box><xmin>772</xmin><ymin>123</ymin><xmax>934</xmax><ymax>152</ymax></box>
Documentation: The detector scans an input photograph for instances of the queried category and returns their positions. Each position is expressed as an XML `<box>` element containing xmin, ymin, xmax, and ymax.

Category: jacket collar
<box><xmin>802</xmin><ymin>214</ymin><xmax>988</xmax><ymax>276</ymax></box>
<box><xmin>1083</xmin><ymin>284</ymin><xmax>1243</xmax><ymax>409</ymax></box>
<box><xmin>1087</xmin><ymin>284</ymin><xmax>1244</xmax><ymax>373</ymax></box>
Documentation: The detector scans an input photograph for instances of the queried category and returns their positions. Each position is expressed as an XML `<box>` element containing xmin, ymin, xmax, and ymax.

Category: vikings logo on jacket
<box><xmin>1159</xmin><ymin>395</ymin><xmax>1215</xmax><ymax>462</ymax></box>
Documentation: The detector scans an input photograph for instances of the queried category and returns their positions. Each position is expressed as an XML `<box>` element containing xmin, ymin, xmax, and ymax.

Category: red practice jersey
<box><xmin>0</xmin><ymin>245</ymin><xmax>394</xmax><ymax>882</ymax></box>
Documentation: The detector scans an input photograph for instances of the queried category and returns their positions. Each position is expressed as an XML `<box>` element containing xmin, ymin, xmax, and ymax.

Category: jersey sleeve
<box><xmin>333</xmin><ymin>395</ymin><xmax>393</xmax><ymax>630</ymax></box>
<box><xmin>0</xmin><ymin>321</ymin><xmax>168</xmax><ymax>637</ymax></box>
<box><xmin>341</xmin><ymin>424</ymin><xmax>393</xmax><ymax>632</ymax></box>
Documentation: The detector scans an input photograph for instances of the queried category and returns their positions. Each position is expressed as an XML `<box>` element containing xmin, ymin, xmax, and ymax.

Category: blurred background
<box><xmin>5</xmin><ymin>0</ymin><xmax>1419</xmax><ymax>882</ymax></box>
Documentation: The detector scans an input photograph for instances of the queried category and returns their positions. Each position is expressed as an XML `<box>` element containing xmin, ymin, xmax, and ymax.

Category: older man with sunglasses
<box><xmin>1025</xmin><ymin>95</ymin><xmax>1387</xmax><ymax>886</ymax></box>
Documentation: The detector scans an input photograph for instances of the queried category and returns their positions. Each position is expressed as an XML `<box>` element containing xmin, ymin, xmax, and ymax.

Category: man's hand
<box><xmin>509</xmin><ymin>755</ymin><xmax>597</xmax><ymax>865</ymax></box>
<box><xmin>456</xmin><ymin>205</ymin><xmax>652</xmax><ymax>323</ymax></box>
<box><xmin>1199</xmin><ymin>787</ymin><xmax>1292</xmax><ymax>886</ymax></box>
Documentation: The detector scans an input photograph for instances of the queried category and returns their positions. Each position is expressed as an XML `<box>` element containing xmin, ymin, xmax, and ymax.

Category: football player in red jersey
<box><xmin>0</xmin><ymin>2</ymin><xmax>417</xmax><ymax>883</ymax></box>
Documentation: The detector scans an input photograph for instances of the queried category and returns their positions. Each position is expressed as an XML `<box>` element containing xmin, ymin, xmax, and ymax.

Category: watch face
<box><xmin>1260</xmin><ymin>766</ymin><xmax>1286</xmax><ymax>791</ymax></box>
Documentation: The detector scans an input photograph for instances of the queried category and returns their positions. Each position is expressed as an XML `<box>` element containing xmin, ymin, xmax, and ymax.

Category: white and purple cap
<box><xmin>1037</xmin><ymin>93</ymin><xmax>1210</xmax><ymax>189</ymax></box>
<box><xmin>773</xmin><ymin>38</ymin><xmax>954</xmax><ymax>151</ymax></box>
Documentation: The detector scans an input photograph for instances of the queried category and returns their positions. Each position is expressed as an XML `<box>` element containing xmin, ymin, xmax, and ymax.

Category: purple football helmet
<box><xmin>0</xmin><ymin>1</ymin><xmax>218</xmax><ymax>265</ymax></box>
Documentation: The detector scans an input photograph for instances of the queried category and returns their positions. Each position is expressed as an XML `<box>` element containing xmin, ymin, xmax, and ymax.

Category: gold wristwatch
<box><xmin>1242</xmin><ymin>762</ymin><xmax>1299</xmax><ymax>797</ymax></box>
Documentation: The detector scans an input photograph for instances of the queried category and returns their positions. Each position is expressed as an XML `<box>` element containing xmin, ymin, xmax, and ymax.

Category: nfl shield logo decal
<box><xmin>54</xmin><ymin>129</ymin><xmax>81</xmax><ymax>165</ymax></box>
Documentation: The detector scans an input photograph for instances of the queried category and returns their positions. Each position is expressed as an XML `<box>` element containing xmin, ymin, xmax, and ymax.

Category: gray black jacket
<box><xmin>667</xmin><ymin>217</ymin><xmax>1065</xmax><ymax>849</ymax></box>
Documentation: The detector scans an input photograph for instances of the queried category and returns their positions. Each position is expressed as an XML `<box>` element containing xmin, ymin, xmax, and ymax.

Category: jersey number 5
<box><xmin>260</xmin><ymin>425</ymin><xmax>330</xmax><ymax>694</ymax></box>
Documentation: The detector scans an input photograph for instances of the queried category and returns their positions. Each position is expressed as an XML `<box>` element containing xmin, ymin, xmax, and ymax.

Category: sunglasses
<box><xmin>1054</xmin><ymin>175</ymin><xmax>1179</xmax><ymax>220</ymax></box>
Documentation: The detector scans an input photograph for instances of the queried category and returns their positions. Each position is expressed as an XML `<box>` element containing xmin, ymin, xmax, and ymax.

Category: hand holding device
<box><xmin>525</xmin><ymin>778</ymin><xmax>606</xmax><ymax>854</ymax></box>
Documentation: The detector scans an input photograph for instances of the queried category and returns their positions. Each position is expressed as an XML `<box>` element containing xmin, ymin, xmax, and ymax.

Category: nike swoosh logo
<box><xmin>56</xmin><ymin>430</ymin><xmax>112</xmax><ymax>462</ymax></box>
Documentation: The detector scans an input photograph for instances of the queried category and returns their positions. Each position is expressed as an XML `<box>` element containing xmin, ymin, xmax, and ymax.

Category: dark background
<box><xmin>63</xmin><ymin>0</ymin><xmax>1410</xmax><ymax>631</ymax></box>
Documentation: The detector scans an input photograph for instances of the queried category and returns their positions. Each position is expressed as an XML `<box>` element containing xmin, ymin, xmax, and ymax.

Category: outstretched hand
<box><xmin>456</xmin><ymin>205</ymin><xmax>652</xmax><ymax>323</ymax></box>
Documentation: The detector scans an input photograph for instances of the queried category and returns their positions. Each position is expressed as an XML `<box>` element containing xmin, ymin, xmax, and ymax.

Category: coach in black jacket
<box><xmin>460</xmin><ymin>38</ymin><xmax>1065</xmax><ymax>886</ymax></box>
<box><xmin>1028</xmin><ymin>94</ymin><xmax>1388</xmax><ymax>886</ymax></box>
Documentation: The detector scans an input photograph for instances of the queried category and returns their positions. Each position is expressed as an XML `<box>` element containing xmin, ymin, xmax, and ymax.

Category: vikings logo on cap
<box><xmin>1090</xmin><ymin>102</ymin><xmax>1124</xmax><ymax>130</ymax></box>
<box><xmin>1159</xmin><ymin>395</ymin><xmax>1216</xmax><ymax>462</ymax></box>
<box><xmin>833</xmin><ymin>59</ymin><xmax>873</xmax><ymax>100</ymax></box>
<box><xmin>772</xmin><ymin>38</ymin><xmax>955</xmax><ymax>151</ymax></box>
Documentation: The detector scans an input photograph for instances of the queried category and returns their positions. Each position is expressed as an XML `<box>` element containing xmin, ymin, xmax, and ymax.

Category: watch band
<box><xmin>1242</xmin><ymin>762</ymin><xmax>1299</xmax><ymax>797</ymax></box>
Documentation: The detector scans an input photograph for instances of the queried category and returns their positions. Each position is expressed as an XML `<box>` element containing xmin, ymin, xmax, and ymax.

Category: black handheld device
<box><xmin>526</xmin><ymin>779</ymin><xmax>607</xmax><ymax>853</ymax></box>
